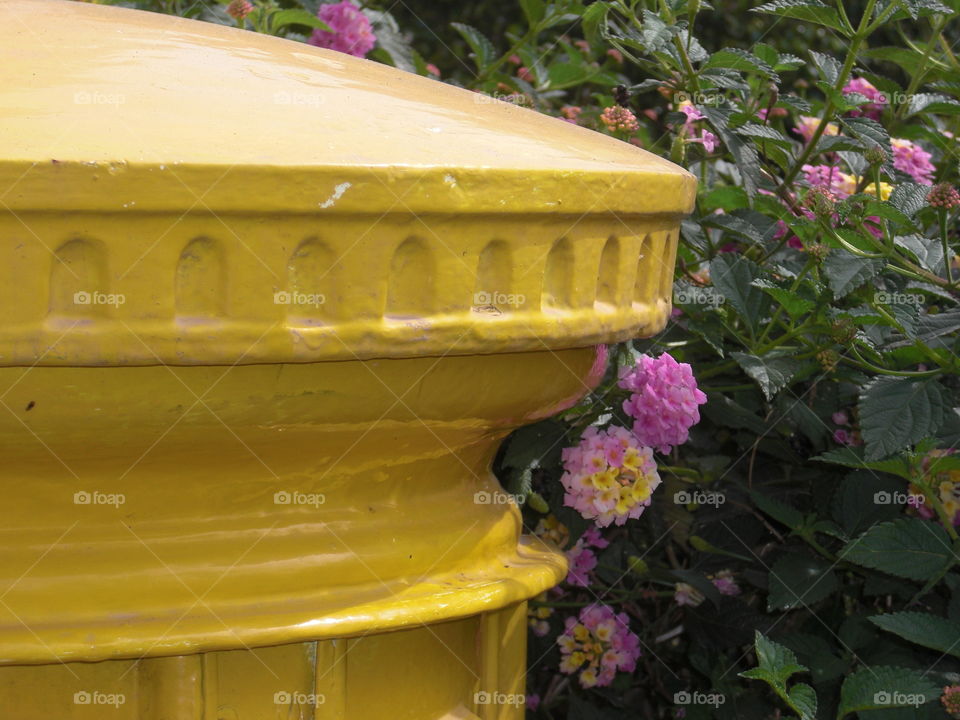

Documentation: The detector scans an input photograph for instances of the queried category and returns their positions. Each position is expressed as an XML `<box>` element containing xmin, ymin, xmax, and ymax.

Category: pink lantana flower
<box><xmin>308</xmin><ymin>1</ymin><xmax>376</xmax><ymax>58</ymax></box>
<box><xmin>561</xmin><ymin>426</ymin><xmax>661</xmax><ymax>527</ymax></box>
<box><xmin>844</xmin><ymin>77</ymin><xmax>887</xmax><ymax>120</ymax></box>
<box><xmin>558</xmin><ymin>604</ymin><xmax>641</xmax><ymax>688</ymax></box>
<box><xmin>892</xmin><ymin>138</ymin><xmax>936</xmax><ymax>185</ymax></box>
<box><xmin>619</xmin><ymin>352</ymin><xmax>707</xmax><ymax>454</ymax></box>
<box><xmin>564</xmin><ymin>526</ymin><xmax>609</xmax><ymax>586</ymax></box>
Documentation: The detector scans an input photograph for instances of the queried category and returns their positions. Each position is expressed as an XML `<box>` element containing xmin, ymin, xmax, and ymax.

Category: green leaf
<box><xmin>895</xmin><ymin>234</ymin><xmax>943</xmax><ymax>272</ymax></box>
<box><xmin>641</xmin><ymin>9</ymin><xmax>676</xmax><ymax>52</ymax></box>
<box><xmin>859</xmin><ymin>377</ymin><xmax>948</xmax><ymax>460</ymax></box>
<box><xmin>752</xmin><ymin>0</ymin><xmax>848</xmax><ymax>33</ymax></box>
<box><xmin>831</xmin><ymin>471</ymin><xmax>910</xmax><ymax>538</ymax></box>
<box><xmin>519</xmin><ymin>0</ymin><xmax>545</xmax><ymax>26</ymax></box>
<box><xmin>751</xmin><ymin>278</ymin><xmax>815</xmax><ymax>319</ymax></box>
<box><xmin>789</xmin><ymin>684</ymin><xmax>818</xmax><ymax>720</ymax></box>
<box><xmin>841</xmin><ymin>116</ymin><xmax>892</xmax><ymax>156</ymax></box>
<box><xmin>581</xmin><ymin>1</ymin><xmax>609</xmax><ymax>48</ymax></box>
<box><xmin>710</xmin><ymin>254</ymin><xmax>770</xmax><ymax>332</ymax></box>
<box><xmin>890</xmin><ymin>183</ymin><xmax>933</xmax><ymax>218</ymax></box>
<box><xmin>735</xmin><ymin>123</ymin><xmax>793</xmax><ymax>147</ymax></box>
<box><xmin>810</xmin><ymin>50</ymin><xmax>842</xmax><ymax>84</ymax></box>
<box><xmin>547</xmin><ymin>62</ymin><xmax>595</xmax><ymax>89</ymax></box>
<box><xmin>813</xmin><ymin>446</ymin><xmax>912</xmax><ymax>478</ymax></box>
<box><xmin>906</xmin><ymin>92</ymin><xmax>960</xmax><ymax>116</ymax></box>
<box><xmin>703</xmin><ymin>48</ymin><xmax>777</xmax><ymax>78</ymax></box>
<box><xmin>451</xmin><ymin>23</ymin><xmax>497</xmax><ymax>72</ymax></box>
<box><xmin>863</xmin><ymin>200</ymin><xmax>917</xmax><ymax>230</ymax></box>
<box><xmin>841</xmin><ymin>518</ymin><xmax>953</xmax><ymax>582</ymax></box>
<box><xmin>732</xmin><ymin>352</ymin><xmax>802</xmax><ymax>400</ymax></box>
<box><xmin>822</xmin><ymin>254</ymin><xmax>884</xmax><ymax>297</ymax></box>
<box><xmin>269</xmin><ymin>8</ymin><xmax>332</xmax><ymax>32</ymax></box>
<box><xmin>750</xmin><ymin>490</ymin><xmax>805</xmax><ymax>529</ymax></box>
<box><xmin>837</xmin><ymin>666</ymin><xmax>938</xmax><ymax>719</ymax></box>
<box><xmin>768</xmin><ymin>554</ymin><xmax>840</xmax><ymax>610</ymax></box>
<box><xmin>870</xmin><ymin>611</ymin><xmax>960</xmax><ymax>657</ymax></box>
<box><xmin>740</xmin><ymin>632</ymin><xmax>815</xmax><ymax>720</ymax></box>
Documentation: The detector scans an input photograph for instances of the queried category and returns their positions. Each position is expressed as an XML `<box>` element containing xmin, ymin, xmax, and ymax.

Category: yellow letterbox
<box><xmin>0</xmin><ymin>1</ymin><xmax>695</xmax><ymax>717</ymax></box>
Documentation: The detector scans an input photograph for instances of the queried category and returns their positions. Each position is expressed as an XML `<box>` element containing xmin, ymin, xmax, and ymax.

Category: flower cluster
<box><xmin>892</xmin><ymin>138</ymin><xmax>936</xmax><ymax>185</ymax></box>
<box><xmin>929</xmin><ymin>183</ymin><xmax>960</xmax><ymax>210</ymax></box>
<box><xmin>600</xmin><ymin>105</ymin><xmax>639</xmax><ymax>132</ymax></box>
<box><xmin>528</xmin><ymin>592</ymin><xmax>553</xmax><ymax>637</ymax></box>
<box><xmin>913</xmin><ymin>450</ymin><xmax>960</xmax><ymax>526</ymax></box>
<box><xmin>565</xmin><ymin>526</ymin><xmax>610</xmax><ymax>587</ymax></box>
<box><xmin>944</xmin><ymin>685</ymin><xmax>960</xmax><ymax>719</ymax></box>
<box><xmin>558</xmin><ymin>604</ymin><xmax>641</xmax><ymax>687</ymax></box>
<box><xmin>226</xmin><ymin>0</ymin><xmax>253</xmax><ymax>20</ymax></box>
<box><xmin>561</xmin><ymin>426</ymin><xmax>661</xmax><ymax>527</ymax></box>
<box><xmin>843</xmin><ymin>77</ymin><xmax>887</xmax><ymax>120</ymax></box>
<box><xmin>619</xmin><ymin>353</ymin><xmax>708</xmax><ymax>454</ymax></box>
<box><xmin>308</xmin><ymin>0</ymin><xmax>376</xmax><ymax>58</ymax></box>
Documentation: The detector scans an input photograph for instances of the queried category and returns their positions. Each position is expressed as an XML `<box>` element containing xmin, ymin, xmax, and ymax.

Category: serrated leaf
<box><xmin>870</xmin><ymin>611</ymin><xmax>960</xmax><ymax>657</ymax></box>
<box><xmin>789</xmin><ymin>684</ymin><xmax>817</xmax><ymax>720</ymax></box>
<box><xmin>841</xmin><ymin>517</ymin><xmax>953</xmax><ymax>582</ymax></box>
<box><xmin>859</xmin><ymin>377</ymin><xmax>948</xmax><ymax>460</ymax></box>
<box><xmin>752</xmin><ymin>278</ymin><xmax>816</xmax><ymax>319</ymax></box>
<box><xmin>837</xmin><ymin>666</ymin><xmax>938</xmax><ymax>719</ymax></box>
<box><xmin>890</xmin><ymin>183</ymin><xmax>932</xmax><ymax>218</ymax></box>
<box><xmin>750</xmin><ymin>490</ymin><xmax>804</xmax><ymax>529</ymax></box>
<box><xmin>895</xmin><ymin>234</ymin><xmax>943</xmax><ymax>272</ymax></box>
<box><xmin>703</xmin><ymin>48</ymin><xmax>777</xmax><ymax>78</ymax></box>
<box><xmin>710</xmin><ymin>254</ymin><xmax>769</xmax><ymax>332</ymax></box>
<box><xmin>752</xmin><ymin>0</ymin><xmax>847</xmax><ymax>33</ymax></box>
<box><xmin>641</xmin><ymin>9</ymin><xmax>676</xmax><ymax>52</ymax></box>
<box><xmin>451</xmin><ymin>22</ymin><xmax>497</xmax><ymax>72</ymax></box>
<box><xmin>907</xmin><ymin>92</ymin><xmax>960</xmax><ymax>116</ymax></box>
<box><xmin>812</xmin><ymin>446</ymin><xmax>912</xmax><ymax>478</ymax></box>
<box><xmin>768</xmin><ymin>554</ymin><xmax>840</xmax><ymax>610</ymax></box>
<box><xmin>732</xmin><ymin>352</ymin><xmax>801</xmax><ymax>400</ymax></box>
<box><xmin>736</xmin><ymin>122</ymin><xmax>793</xmax><ymax>146</ymax></box>
<box><xmin>810</xmin><ymin>50</ymin><xmax>842</xmax><ymax>84</ymax></box>
<box><xmin>822</xmin><ymin>254</ymin><xmax>884</xmax><ymax>297</ymax></box>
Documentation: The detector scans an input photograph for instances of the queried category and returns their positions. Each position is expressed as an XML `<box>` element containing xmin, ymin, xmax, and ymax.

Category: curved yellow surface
<box><xmin>0</xmin><ymin>2</ymin><xmax>694</xmax><ymax>707</ymax></box>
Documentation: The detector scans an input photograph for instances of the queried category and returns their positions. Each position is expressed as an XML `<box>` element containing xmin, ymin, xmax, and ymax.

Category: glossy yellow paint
<box><xmin>0</xmin><ymin>0</ymin><xmax>694</xmax><ymax>716</ymax></box>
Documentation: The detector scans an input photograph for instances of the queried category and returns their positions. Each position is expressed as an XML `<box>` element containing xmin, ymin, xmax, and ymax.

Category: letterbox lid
<box><xmin>0</xmin><ymin>0</ymin><xmax>695</xmax><ymax>366</ymax></box>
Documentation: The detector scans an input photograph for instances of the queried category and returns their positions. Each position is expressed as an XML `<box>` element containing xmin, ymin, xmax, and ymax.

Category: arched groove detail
<box><xmin>175</xmin><ymin>236</ymin><xmax>226</xmax><ymax>320</ymax></box>
<box><xmin>48</xmin><ymin>237</ymin><xmax>110</xmax><ymax>317</ymax></box>
<box><xmin>542</xmin><ymin>237</ymin><xmax>574</xmax><ymax>310</ymax></box>
<box><xmin>385</xmin><ymin>237</ymin><xmax>434</xmax><ymax>318</ymax></box>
